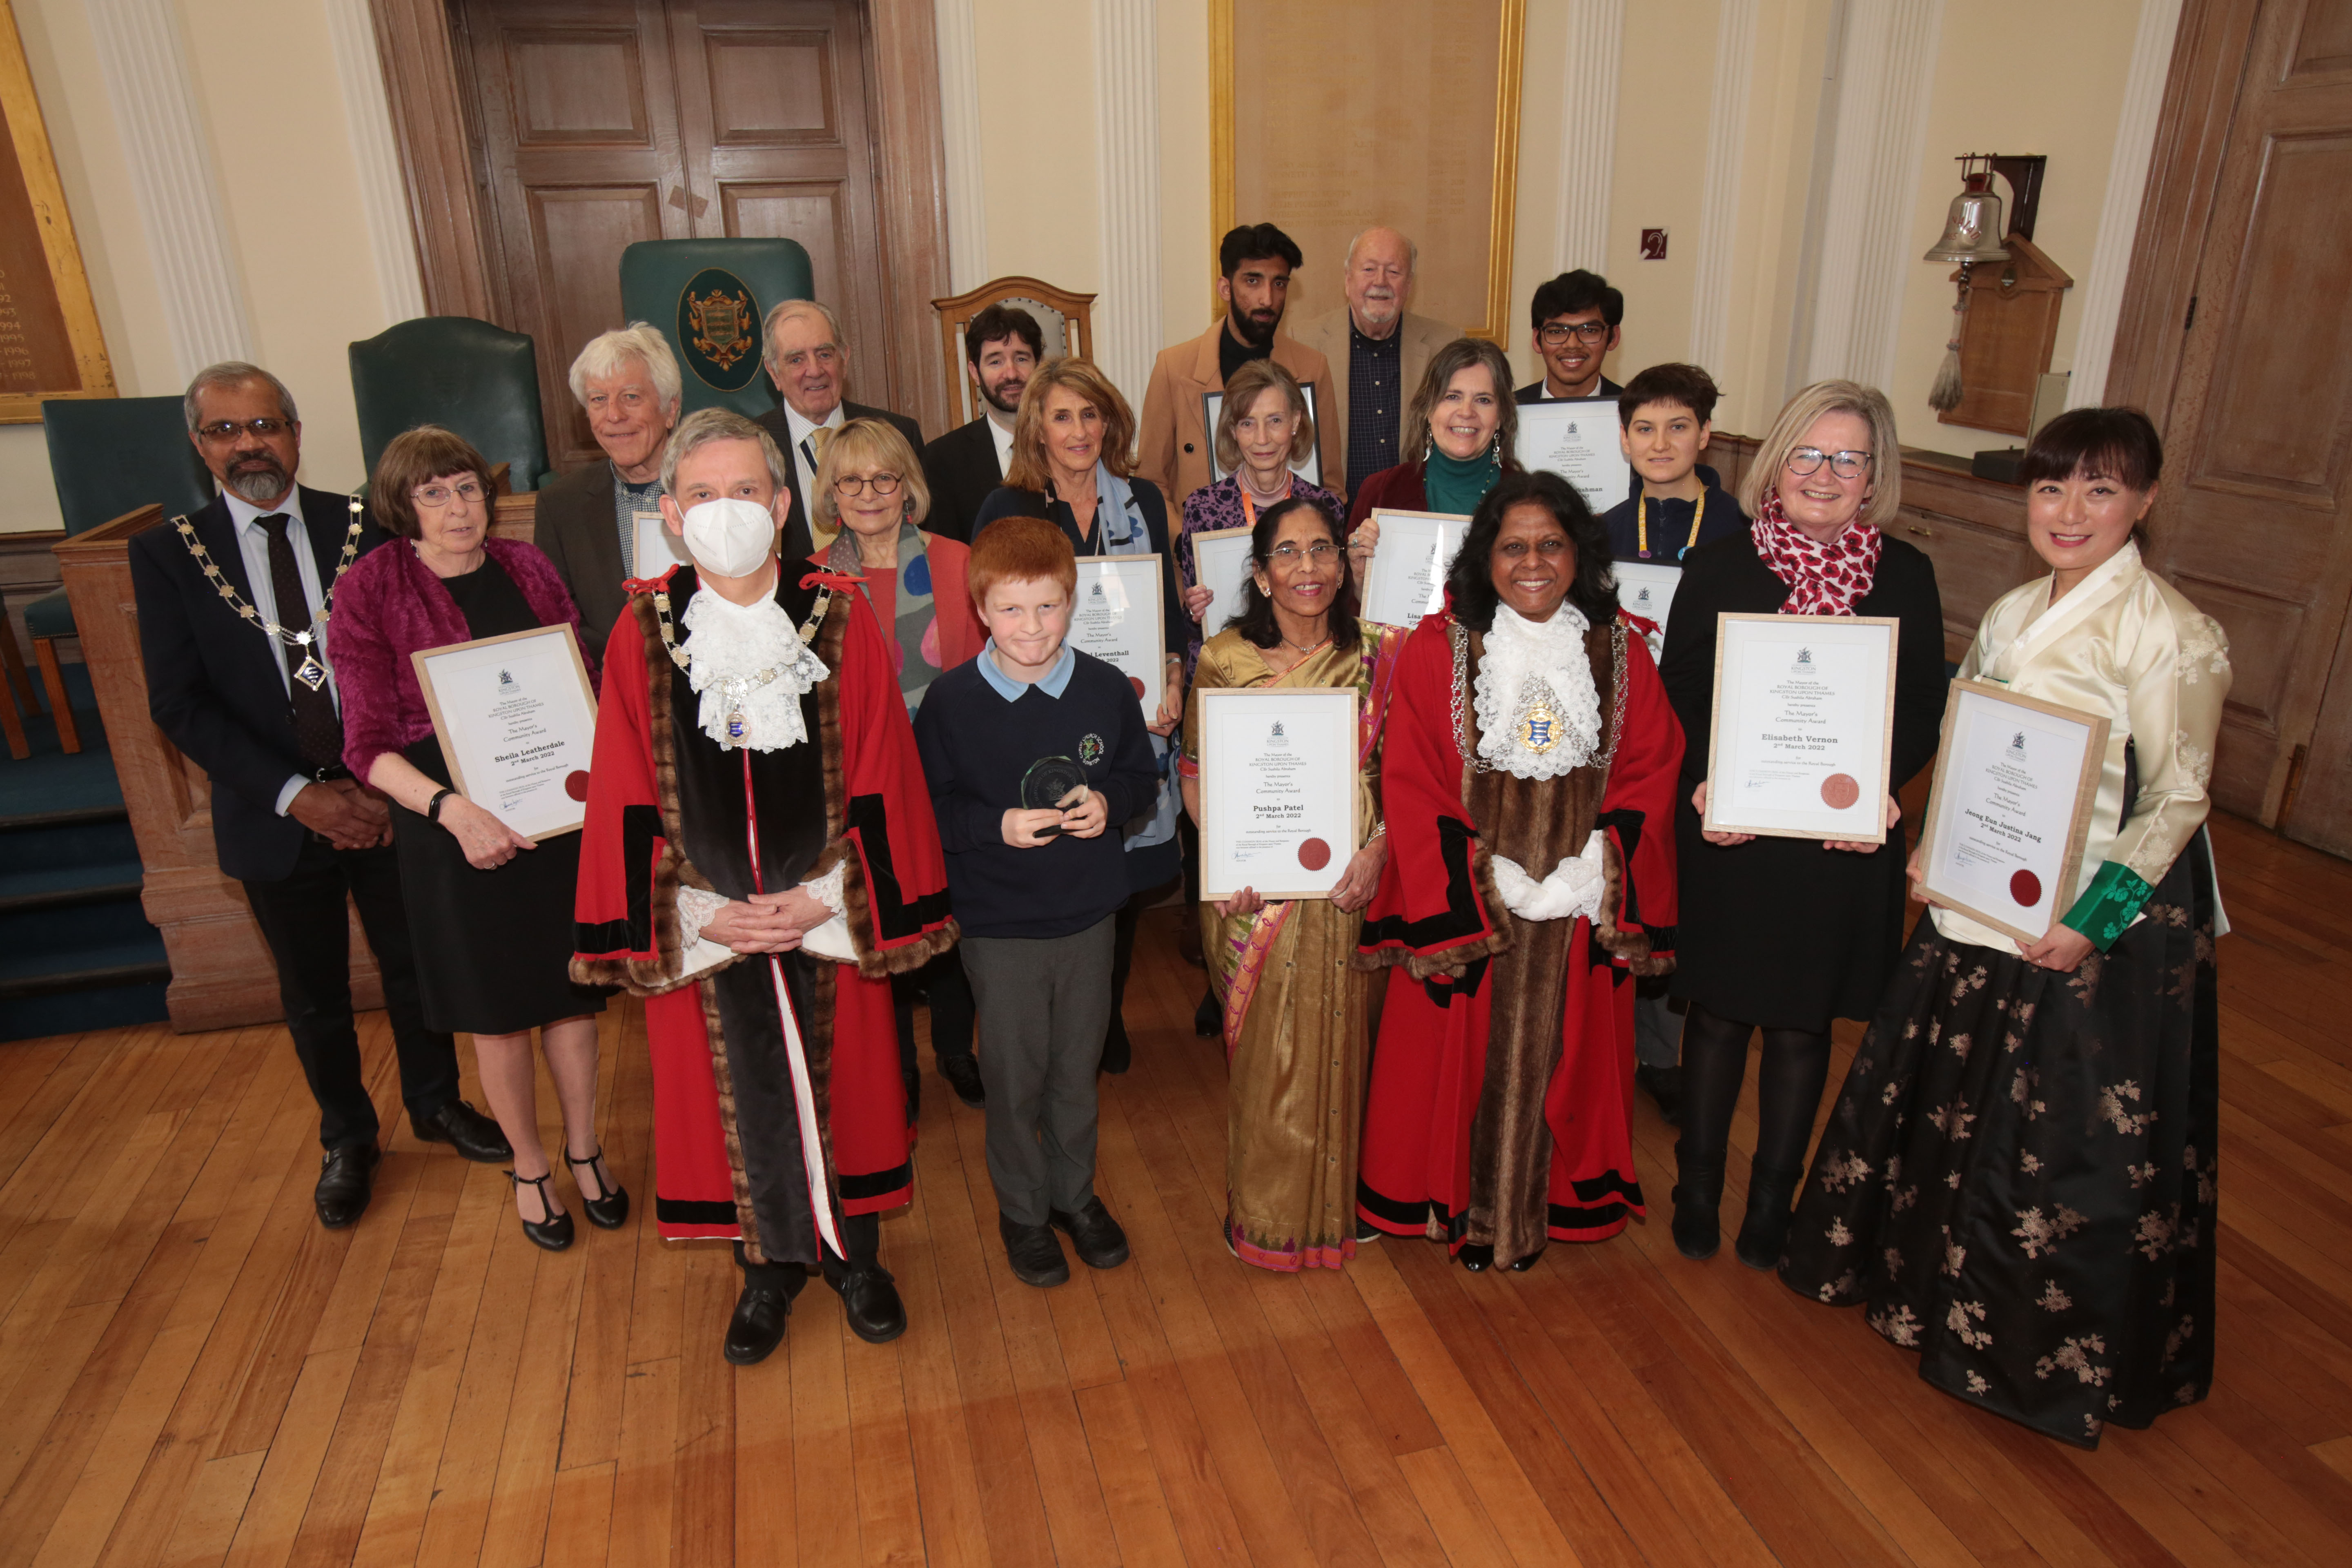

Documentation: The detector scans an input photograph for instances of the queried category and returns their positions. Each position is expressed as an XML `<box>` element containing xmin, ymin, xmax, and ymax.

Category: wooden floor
<box><xmin>5</xmin><ymin>811</ymin><xmax>2352</xmax><ymax>1566</ymax></box>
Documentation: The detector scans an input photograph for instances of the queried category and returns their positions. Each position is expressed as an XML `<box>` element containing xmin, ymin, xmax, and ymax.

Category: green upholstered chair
<box><xmin>350</xmin><ymin>316</ymin><xmax>551</xmax><ymax>494</ymax></box>
<box><xmin>27</xmin><ymin>396</ymin><xmax>216</xmax><ymax>753</ymax></box>
<box><xmin>619</xmin><ymin>238</ymin><xmax>815</xmax><ymax>419</ymax></box>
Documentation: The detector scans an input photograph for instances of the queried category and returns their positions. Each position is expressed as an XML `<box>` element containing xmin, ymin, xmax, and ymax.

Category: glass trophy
<box><xmin>1021</xmin><ymin>755</ymin><xmax>1090</xmax><ymax>839</ymax></box>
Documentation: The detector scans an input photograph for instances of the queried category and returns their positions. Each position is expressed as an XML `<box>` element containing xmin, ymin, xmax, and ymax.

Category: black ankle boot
<box><xmin>1670</xmin><ymin>1156</ymin><xmax>1724</xmax><ymax>1261</ymax></box>
<box><xmin>1735</xmin><ymin>1163</ymin><xmax>1802</xmax><ymax>1271</ymax></box>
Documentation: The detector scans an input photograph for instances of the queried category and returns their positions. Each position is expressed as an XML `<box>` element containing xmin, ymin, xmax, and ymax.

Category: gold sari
<box><xmin>1180</xmin><ymin>624</ymin><xmax>1406</xmax><ymax>1270</ymax></box>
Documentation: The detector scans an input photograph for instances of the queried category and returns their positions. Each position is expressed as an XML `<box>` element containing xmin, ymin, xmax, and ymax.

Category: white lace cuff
<box><xmin>676</xmin><ymin>885</ymin><xmax>730</xmax><ymax>950</ymax></box>
<box><xmin>1488</xmin><ymin>831</ymin><xmax>1607</xmax><ymax>923</ymax></box>
<box><xmin>798</xmin><ymin>860</ymin><xmax>857</xmax><ymax>963</ymax></box>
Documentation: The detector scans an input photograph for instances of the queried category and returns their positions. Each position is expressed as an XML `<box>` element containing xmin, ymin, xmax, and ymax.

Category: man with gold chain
<box><xmin>128</xmin><ymin>363</ymin><xmax>510</xmax><ymax>1232</ymax></box>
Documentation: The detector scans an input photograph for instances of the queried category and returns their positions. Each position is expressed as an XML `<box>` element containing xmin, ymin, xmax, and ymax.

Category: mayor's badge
<box><xmin>1516</xmin><ymin>701</ymin><xmax>1562</xmax><ymax>754</ymax></box>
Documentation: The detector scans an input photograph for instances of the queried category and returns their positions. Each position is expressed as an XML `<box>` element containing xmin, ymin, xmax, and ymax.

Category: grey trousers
<box><xmin>961</xmin><ymin>915</ymin><xmax>1116</xmax><ymax>1227</ymax></box>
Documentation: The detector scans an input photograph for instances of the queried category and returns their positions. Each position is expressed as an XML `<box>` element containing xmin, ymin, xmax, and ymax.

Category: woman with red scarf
<box><xmin>1657</xmin><ymin>381</ymin><xmax>1947</xmax><ymax>1270</ymax></box>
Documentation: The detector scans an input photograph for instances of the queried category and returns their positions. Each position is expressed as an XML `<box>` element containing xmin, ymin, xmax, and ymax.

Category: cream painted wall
<box><xmin>1154</xmin><ymin>0</ymin><xmax>1210</xmax><ymax>348</ymax></box>
<box><xmin>2</xmin><ymin>0</ymin><xmax>401</xmax><ymax>533</ymax></box>
<box><xmin>968</xmin><ymin>0</ymin><xmax>1101</xmax><ymax>310</ymax></box>
<box><xmin>1885</xmin><ymin>0</ymin><xmax>2139</xmax><ymax>454</ymax></box>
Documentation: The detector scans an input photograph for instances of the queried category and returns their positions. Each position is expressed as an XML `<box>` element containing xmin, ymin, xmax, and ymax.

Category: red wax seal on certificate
<box><xmin>1129</xmin><ymin>675</ymin><xmax>1147</xmax><ymax>698</ymax></box>
<box><xmin>1820</xmin><ymin>773</ymin><xmax>1861</xmax><ymax>810</ymax></box>
<box><xmin>2009</xmin><ymin>869</ymin><xmax>2043</xmax><ymax>907</ymax></box>
<box><xmin>1297</xmin><ymin>837</ymin><xmax>1332</xmax><ymax>871</ymax></box>
<box><xmin>564</xmin><ymin>771</ymin><xmax>591</xmax><ymax>802</ymax></box>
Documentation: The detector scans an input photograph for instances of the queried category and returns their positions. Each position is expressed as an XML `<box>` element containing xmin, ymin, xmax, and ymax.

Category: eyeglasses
<box><xmin>411</xmin><ymin>480</ymin><xmax>487</xmax><ymax>508</ymax></box>
<box><xmin>832</xmin><ymin>472</ymin><xmax>903</xmax><ymax>497</ymax></box>
<box><xmin>195</xmin><ymin>417</ymin><xmax>293</xmax><ymax>443</ymax></box>
<box><xmin>1538</xmin><ymin>321</ymin><xmax>1612</xmax><ymax>347</ymax></box>
<box><xmin>1784</xmin><ymin>447</ymin><xmax>1873</xmax><ymax>480</ymax></box>
<box><xmin>1263</xmin><ymin>541</ymin><xmax>1339</xmax><ymax>566</ymax></box>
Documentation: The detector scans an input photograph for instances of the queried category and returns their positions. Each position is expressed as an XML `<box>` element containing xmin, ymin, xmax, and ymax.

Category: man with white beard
<box><xmin>1292</xmin><ymin>226</ymin><xmax>1456</xmax><ymax>500</ymax></box>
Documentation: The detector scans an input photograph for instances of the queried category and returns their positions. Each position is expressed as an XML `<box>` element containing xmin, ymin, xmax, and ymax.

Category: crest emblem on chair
<box><xmin>676</xmin><ymin>268</ymin><xmax>766</xmax><ymax>391</ymax></box>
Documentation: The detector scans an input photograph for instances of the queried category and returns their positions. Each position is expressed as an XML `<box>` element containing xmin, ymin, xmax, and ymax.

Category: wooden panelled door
<box><xmin>2112</xmin><ymin>0</ymin><xmax>2352</xmax><ymax>855</ymax></box>
<box><xmin>453</xmin><ymin>0</ymin><xmax>887</xmax><ymax>471</ymax></box>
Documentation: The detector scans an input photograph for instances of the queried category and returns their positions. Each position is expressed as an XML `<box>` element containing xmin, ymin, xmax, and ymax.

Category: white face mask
<box><xmin>679</xmin><ymin>496</ymin><xmax>779</xmax><ymax>579</ymax></box>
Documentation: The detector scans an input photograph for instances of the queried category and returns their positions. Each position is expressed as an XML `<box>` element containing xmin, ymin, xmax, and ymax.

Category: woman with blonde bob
<box><xmin>1174</xmin><ymin>359</ymin><xmax>1344</xmax><ymax>675</ymax></box>
<box><xmin>971</xmin><ymin>358</ymin><xmax>1188</xmax><ymax>1073</ymax></box>
<box><xmin>1656</xmin><ymin>379</ymin><xmax>1947</xmax><ymax>1270</ymax></box>
<box><xmin>811</xmin><ymin>416</ymin><xmax>988</xmax><ymax>1111</ymax></box>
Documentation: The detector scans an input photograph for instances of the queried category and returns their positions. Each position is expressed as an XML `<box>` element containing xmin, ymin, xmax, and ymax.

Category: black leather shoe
<box><xmin>1000</xmin><ymin>1216</ymin><xmax>1071</xmax><ymax>1287</ymax></box>
<box><xmin>1508</xmin><ymin>1249</ymin><xmax>1544</xmax><ymax>1273</ymax></box>
<box><xmin>506</xmin><ymin>1170</ymin><xmax>575</xmax><ymax>1252</ymax></box>
<box><xmin>1100</xmin><ymin>1018</ymin><xmax>1132</xmax><ymax>1076</ymax></box>
<box><xmin>938</xmin><ymin>1054</ymin><xmax>985</xmax><ymax>1108</ymax></box>
<box><xmin>829</xmin><ymin>1264</ymin><xmax>909</xmax><ymax>1343</ymax></box>
<box><xmin>724</xmin><ymin>1285</ymin><xmax>794</xmax><ymax>1365</ymax></box>
<box><xmin>1457</xmin><ymin>1243</ymin><xmax>1494</xmax><ymax>1272</ymax></box>
<box><xmin>412</xmin><ymin>1099</ymin><xmax>512</xmax><ymax>1163</ymax></box>
<box><xmin>315</xmin><ymin>1143</ymin><xmax>381</xmax><ymax>1229</ymax></box>
<box><xmin>1635</xmin><ymin>1064</ymin><xmax>1684</xmax><ymax>1127</ymax></box>
<box><xmin>1049</xmin><ymin>1197</ymin><xmax>1130</xmax><ymax>1270</ymax></box>
<box><xmin>566</xmin><ymin>1146</ymin><xmax>630</xmax><ymax>1230</ymax></box>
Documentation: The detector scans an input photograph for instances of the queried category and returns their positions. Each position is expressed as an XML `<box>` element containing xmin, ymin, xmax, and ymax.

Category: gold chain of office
<box><xmin>172</xmin><ymin>496</ymin><xmax>365</xmax><ymax>690</ymax></box>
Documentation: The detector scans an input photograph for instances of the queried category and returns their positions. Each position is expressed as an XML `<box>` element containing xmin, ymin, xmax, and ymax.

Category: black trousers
<box><xmin>241</xmin><ymin>835</ymin><xmax>460</xmax><ymax>1152</ymax></box>
<box><xmin>736</xmin><ymin>1209</ymin><xmax>879</xmax><ymax>1291</ymax></box>
<box><xmin>892</xmin><ymin>947</ymin><xmax>976</xmax><ymax>1119</ymax></box>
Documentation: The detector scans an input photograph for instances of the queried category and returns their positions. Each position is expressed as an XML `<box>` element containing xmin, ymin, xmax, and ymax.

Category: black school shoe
<box><xmin>314</xmin><ymin>1143</ymin><xmax>381</xmax><ymax>1229</ymax></box>
<box><xmin>412</xmin><ymin>1099</ymin><xmax>512</xmax><ymax>1162</ymax></box>
<box><xmin>725</xmin><ymin>1283</ymin><xmax>795</xmax><ymax>1364</ymax></box>
<box><xmin>1000</xmin><ymin>1215</ymin><xmax>1071</xmax><ymax>1287</ymax></box>
<box><xmin>938</xmin><ymin>1053</ymin><xmax>985</xmax><ymax>1108</ymax></box>
<box><xmin>1049</xmin><ymin>1197</ymin><xmax>1130</xmax><ymax>1270</ymax></box>
<box><xmin>826</xmin><ymin>1263</ymin><xmax>909</xmax><ymax>1343</ymax></box>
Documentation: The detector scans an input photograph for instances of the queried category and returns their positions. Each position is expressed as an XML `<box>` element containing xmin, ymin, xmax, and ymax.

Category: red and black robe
<box><xmin>1356</xmin><ymin>609</ymin><xmax>1682</xmax><ymax>1263</ymax></box>
<box><xmin>572</xmin><ymin>563</ymin><xmax>955</xmax><ymax>1266</ymax></box>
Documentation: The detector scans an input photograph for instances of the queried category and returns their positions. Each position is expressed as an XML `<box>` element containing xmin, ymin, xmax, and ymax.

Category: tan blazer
<box><xmin>1137</xmin><ymin>321</ymin><xmax>1339</xmax><ymax>512</ymax></box>
<box><xmin>1291</xmin><ymin>307</ymin><xmax>1457</xmax><ymax>486</ymax></box>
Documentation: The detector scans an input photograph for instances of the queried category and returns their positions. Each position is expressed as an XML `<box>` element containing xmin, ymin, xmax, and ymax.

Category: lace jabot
<box><xmin>1473</xmin><ymin>601</ymin><xmax>1601</xmax><ymax>780</ymax></box>
<box><xmin>679</xmin><ymin>586</ymin><xmax>830</xmax><ymax>752</ymax></box>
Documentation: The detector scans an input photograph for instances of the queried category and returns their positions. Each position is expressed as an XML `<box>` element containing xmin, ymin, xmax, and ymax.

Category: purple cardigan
<box><xmin>330</xmin><ymin>536</ymin><xmax>597</xmax><ymax>780</ymax></box>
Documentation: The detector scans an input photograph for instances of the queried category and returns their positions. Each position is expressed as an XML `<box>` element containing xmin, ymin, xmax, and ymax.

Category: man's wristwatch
<box><xmin>426</xmin><ymin>788</ymin><xmax>455</xmax><ymax>823</ymax></box>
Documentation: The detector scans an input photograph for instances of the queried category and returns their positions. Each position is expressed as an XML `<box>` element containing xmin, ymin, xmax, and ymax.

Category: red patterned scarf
<box><xmin>1751</xmin><ymin>490</ymin><xmax>1882</xmax><ymax>616</ymax></box>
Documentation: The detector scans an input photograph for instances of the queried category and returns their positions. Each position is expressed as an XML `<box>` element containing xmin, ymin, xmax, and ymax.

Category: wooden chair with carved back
<box><xmin>931</xmin><ymin>277</ymin><xmax>1099</xmax><ymax>425</ymax></box>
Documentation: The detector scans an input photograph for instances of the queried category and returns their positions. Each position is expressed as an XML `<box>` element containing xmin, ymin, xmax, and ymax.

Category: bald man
<box><xmin>1291</xmin><ymin>226</ymin><xmax>1457</xmax><ymax>499</ymax></box>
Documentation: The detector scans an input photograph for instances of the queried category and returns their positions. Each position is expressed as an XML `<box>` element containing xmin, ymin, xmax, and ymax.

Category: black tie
<box><xmin>258</xmin><ymin>514</ymin><xmax>343</xmax><ymax>769</ymax></box>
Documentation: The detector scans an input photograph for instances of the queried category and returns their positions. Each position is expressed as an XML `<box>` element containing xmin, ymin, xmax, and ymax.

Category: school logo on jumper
<box><xmin>676</xmin><ymin>268</ymin><xmax>764</xmax><ymax>390</ymax></box>
<box><xmin>497</xmin><ymin>669</ymin><xmax>519</xmax><ymax>695</ymax></box>
<box><xmin>1078</xmin><ymin>733</ymin><xmax>1104</xmax><ymax>764</ymax></box>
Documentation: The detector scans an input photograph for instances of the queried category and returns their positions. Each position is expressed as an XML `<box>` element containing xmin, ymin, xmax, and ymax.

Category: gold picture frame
<box><xmin>1209</xmin><ymin>0</ymin><xmax>1524</xmax><ymax>341</ymax></box>
<box><xmin>0</xmin><ymin>0</ymin><xmax>115</xmax><ymax>422</ymax></box>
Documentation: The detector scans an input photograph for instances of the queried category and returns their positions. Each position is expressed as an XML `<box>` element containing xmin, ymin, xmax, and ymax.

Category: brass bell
<box><xmin>1924</xmin><ymin>165</ymin><xmax>2012</xmax><ymax>265</ymax></box>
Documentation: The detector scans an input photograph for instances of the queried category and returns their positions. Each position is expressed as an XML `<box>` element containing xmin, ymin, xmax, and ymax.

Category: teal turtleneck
<box><xmin>1424</xmin><ymin>440</ymin><xmax>1500</xmax><ymax>516</ymax></box>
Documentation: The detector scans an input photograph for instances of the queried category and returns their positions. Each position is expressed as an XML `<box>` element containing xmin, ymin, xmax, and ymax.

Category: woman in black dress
<box><xmin>1657</xmin><ymin>381</ymin><xmax>1946</xmax><ymax>1268</ymax></box>
<box><xmin>332</xmin><ymin>427</ymin><xmax>624</xmax><ymax>1251</ymax></box>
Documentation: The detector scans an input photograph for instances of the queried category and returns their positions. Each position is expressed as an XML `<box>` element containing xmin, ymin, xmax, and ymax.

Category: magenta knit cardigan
<box><xmin>329</xmin><ymin>535</ymin><xmax>598</xmax><ymax>780</ymax></box>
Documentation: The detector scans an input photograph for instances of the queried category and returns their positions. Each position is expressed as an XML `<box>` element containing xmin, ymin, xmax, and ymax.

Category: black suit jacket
<box><xmin>916</xmin><ymin>416</ymin><xmax>1005</xmax><ymax>544</ymax></box>
<box><xmin>128</xmin><ymin>486</ymin><xmax>395</xmax><ymax>883</ymax></box>
<box><xmin>752</xmin><ymin>400</ymin><xmax>926</xmax><ymax>561</ymax></box>
<box><xmin>532</xmin><ymin>459</ymin><xmax>630</xmax><ymax>652</ymax></box>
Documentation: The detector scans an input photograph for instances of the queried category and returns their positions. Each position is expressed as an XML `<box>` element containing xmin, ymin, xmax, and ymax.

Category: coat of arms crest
<box><xmin>688</xmin><ymin>287</ymin><xmax>754</xmax><ymax>371</ymax></box>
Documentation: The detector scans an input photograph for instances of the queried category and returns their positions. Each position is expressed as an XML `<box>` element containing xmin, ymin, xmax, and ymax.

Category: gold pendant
<box><xmin>294</xmin><ymin>656</ymin><xmax>327</xmax><ymax>691</ymax></box>
<box><xmin>1516</xmin><ymin>702</ymin><xmax>1560</xmax><ymax>753</ymax></box>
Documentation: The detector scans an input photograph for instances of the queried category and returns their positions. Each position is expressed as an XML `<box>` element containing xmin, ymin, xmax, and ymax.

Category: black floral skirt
<box><xmin>1778</xmin><ymin>836</ymin><xmax>2218</xmax><ymax>1448</ymax></box>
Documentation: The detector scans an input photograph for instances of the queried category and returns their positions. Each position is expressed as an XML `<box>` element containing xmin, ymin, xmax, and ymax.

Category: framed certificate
<box><xmin>1190</xmin><ymin>526</ymin><xmax>1257</xmax><ymax>638</ymax></box>
<box><xmin>1202</xmin><ymin>382</ymin><xmax>1322</xmax><ymax>486</ymax></box>
<box><xmin>1916</xmin><ymin>680</ymin><xmax>2109</xmax><ymax>942</ymax></box>
<box><xmin>410</xmin><ymin>624</ymin><xmax>600</xmax><ymax>840</ymax></box>
<box><xmin>1704</xmin><ymin>613</ymin><xmax>1900</xmax><ymax>843</ymax></box>
<box><xmin>1515</xmin><ymin>397</ymin><xmax>1630</xmax><ymax>514</ymax></box>
<box><xmin>1198</xmin><ymin>688</ymin><xmax>1359</xmax><ymax>901</ymax></box>
<box><xmin>1069</xmin><ymin>555</ymin><xmax>1167</xmax><ymax>718</ymax></box>
<box><xmin>1359</xmin><ymin>508</ymin><xmax>1470</xmax><ymax>628</ymax></box>
<box><xmin>1611</xmin><ymin>561</ymin><xmax>1682</xmax><ymax>635</ymax></box>
<box><xmin>630</xmin><ymin>511</ymin><xmax>686</xmax><ymax>579</ymax></box>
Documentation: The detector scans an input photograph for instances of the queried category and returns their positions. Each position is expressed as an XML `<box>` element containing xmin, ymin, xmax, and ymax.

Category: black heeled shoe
<box><xmin>566</xmin><ymin>1146</ymin><xmax>631</xmax><ymax>1231</ymax></box>
<box><xmin>1508</xmin><ymin>1249</ymin><xmax>1543</xmax><ymax>1273</ymax></box>
<box><xmin>507</xmin><ymin>1170</ymin><xmax>575</xmax><ymax>1251</ymax></box>
<box><xmin>1457</xmin><ymin>1243</ymin><xmax>1494</xmax><ymax>1272</ymax></box>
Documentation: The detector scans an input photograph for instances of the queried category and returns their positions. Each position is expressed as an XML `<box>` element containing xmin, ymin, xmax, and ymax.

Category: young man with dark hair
<box><xmin>921</xmin><ymin>303</ymin><xmax>1046</xmax><ymax>543</ymax></box>
<box><xmin>1139</xmin><ymin>223</ymin><xmax>1339</xmax><ymax>510</ymax></box>
<box><xmin>1599</xmin><ymin>362</ymin><xmax>1749</xmax><ymax>568</ymax></box>
<box><xmin>1517</xmin><ymin>269</ymin><xmax>1626</xmax><ymax>403</ymax></box>
<box><xmin>914</xmin><ymin>519</ymin><xmax>1156</xmax><ymax>1288</ymax></box>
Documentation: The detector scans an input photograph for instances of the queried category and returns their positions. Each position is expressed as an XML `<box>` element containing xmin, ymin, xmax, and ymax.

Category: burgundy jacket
<box><xmin>330</xmin><ymin>535</ymin><xmax>596</xmax><ymax>780</ymax></box>
<box><xmin>1346</xmin><ymin>461</ymin><xmax>1429</xmax><ymax>528</ymax></box>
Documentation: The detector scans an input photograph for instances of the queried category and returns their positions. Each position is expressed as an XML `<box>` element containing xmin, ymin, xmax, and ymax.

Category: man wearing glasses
<box><xmin>127</xmin><ymin>364</ymin><xmax>510</xmax><ymax>1231</ymax></box>
<box><xmin>750</xmin><ymin>299</ymin><xmax>925</xmax><ymax>562</ymax></box>
<box><xmin>1516</xmin><ymin>270</ymin><xmax>1626</xmax><ymax>404</ymax></box>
